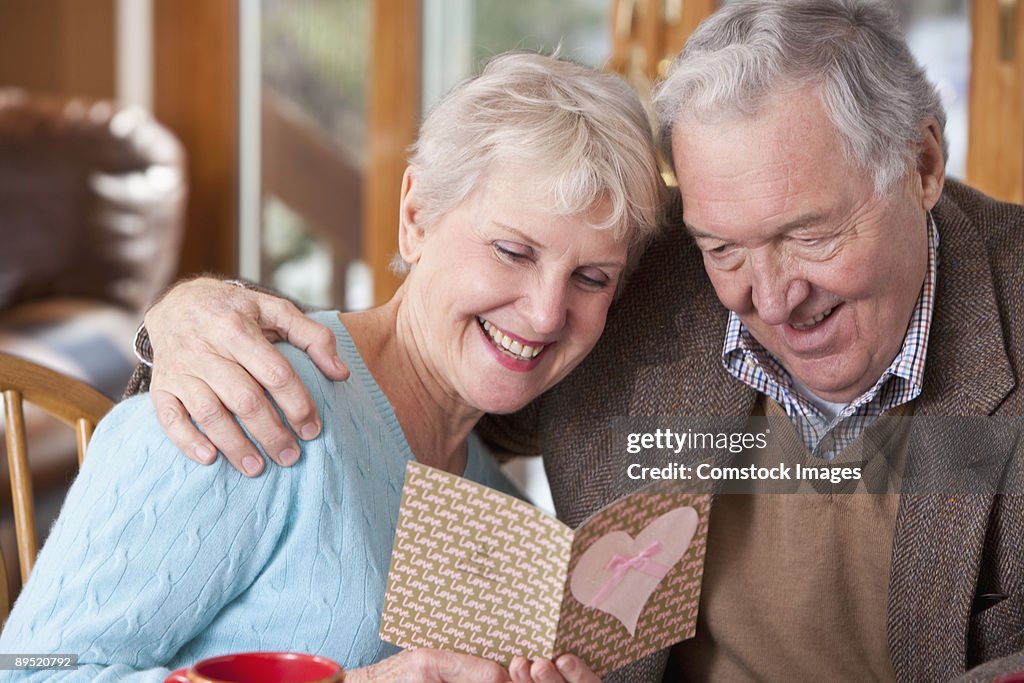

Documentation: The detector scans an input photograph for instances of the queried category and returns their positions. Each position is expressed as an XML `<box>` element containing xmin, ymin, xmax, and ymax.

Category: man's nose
<box><xmin>747</xmin><ymin>251</ymin><xmax>806</xmax><ymax>326</ymax></box>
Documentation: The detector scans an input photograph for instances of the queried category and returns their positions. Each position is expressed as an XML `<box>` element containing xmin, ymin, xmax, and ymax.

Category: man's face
<box><xmin>673</xmin><ymin>91</ymin><xmax>941</xmax><ymax>403</ymax></box>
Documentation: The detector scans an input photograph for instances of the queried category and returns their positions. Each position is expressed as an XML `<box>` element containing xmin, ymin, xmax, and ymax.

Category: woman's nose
<box><xmin>523</xmin><ymin>281</ymin><xmax>569</xmax><ymax>336</ymax></box>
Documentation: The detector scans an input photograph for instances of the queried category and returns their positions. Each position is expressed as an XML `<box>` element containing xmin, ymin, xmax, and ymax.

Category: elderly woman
<box><xmin>0</xmin><ymin>53</ymin><xmax>664</xmax><ymax>682</ymax></box>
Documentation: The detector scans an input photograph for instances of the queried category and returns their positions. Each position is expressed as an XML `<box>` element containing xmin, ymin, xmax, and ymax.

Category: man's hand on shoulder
<box><xmin>143</xmin><ymin>276</ymin><xmax>349</xmax><ymax>476</ymax></box>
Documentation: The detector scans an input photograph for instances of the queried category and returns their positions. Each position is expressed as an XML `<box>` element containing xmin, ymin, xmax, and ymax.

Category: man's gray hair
<box><xmin>654</xmin><ymin>0</ymin><xmax>947</xmax><ymax>193</ymax></box>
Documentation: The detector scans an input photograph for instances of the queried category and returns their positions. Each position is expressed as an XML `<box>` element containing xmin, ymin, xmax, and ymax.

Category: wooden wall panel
<box><xmin>154</xmin><ymin>0</ymin><xmax>239</xmax><ymax>277</ymax></box>
<box><xmin>364</xmin><ymin>0</ymin><xmax>422</xmax><ymax>305</ymax></box>
<box><xmin>662</xmin><ymin>0</ymin><xmax>716</xmax><ymax>72</ymax></box>
<box><xmin>609</xmin><ymin>0</ymin><xmax>716</xmax><ymax>80</ymax></box>
<box><xmin>966</xmin><ymin>0</ymin><xmax>1024</xmax><ymax>204</ymax></box>
<box><xmin>261</xmin><ymin>92</ymin><xmax>363</xmax><ymax>259</ymax></box>
<box><xmin>262</xmin><ymin>90</ymin><xmax>363</xmax><ymax>304</ymax></box>
<box><xmin>0</xmin><ymin>0</ymin><xmax>115</xmax><ymax>99</ymax></box>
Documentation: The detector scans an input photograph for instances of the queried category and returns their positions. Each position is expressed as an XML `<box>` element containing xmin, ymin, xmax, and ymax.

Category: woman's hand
<box><xmin>345</xmin><ymin>649</ymin><xmax>511</xmax><ymax>682</ymax></box>
<box><xmin>145</xmin><ymin>277</ymin><xmax>349</xmax><ymax>476</ymax></box>
<box><xmin>509</xmin><ymin>654</ymin><xmax>601</xmax><ymax>683</ymax></box>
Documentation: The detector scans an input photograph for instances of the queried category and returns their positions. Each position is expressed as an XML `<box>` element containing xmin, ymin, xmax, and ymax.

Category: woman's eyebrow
<box><xmin>489</xmin><ymin>221</ymin><xmax>543</xmax><ymax>248</ymax></box>
<box><xmin>490</xmin><ymin>221</ymin><xmax>626</xmax><ymax>270</ymax></box>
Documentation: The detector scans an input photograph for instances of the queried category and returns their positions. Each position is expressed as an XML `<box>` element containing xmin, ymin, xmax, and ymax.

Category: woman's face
<box><xmin>400</xmin><ymin>172</ymin><xmax>629</xmax><ymax>415</ymax></box>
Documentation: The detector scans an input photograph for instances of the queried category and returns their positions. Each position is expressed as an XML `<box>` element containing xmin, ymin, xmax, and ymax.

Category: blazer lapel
<box><xmin>626</xmin><ymin>271</ymin><xmax>757</xmax><ymax>419</ymax></box>
<box><xmin>888</xmin><ymin>194</ymin><xmax>1016</xmax><ymax>680</ymax></box>
<box><xmin>916</xmin><ymin>202</ymin><xmax>1015</xmax><ymax>417</ymax></box>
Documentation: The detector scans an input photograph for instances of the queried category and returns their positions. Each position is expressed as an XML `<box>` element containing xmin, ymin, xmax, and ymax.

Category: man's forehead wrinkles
<box><xmin>683</xmin><ymin>209</ymin><xmax>831</xmax><ymax>241</ymax></box>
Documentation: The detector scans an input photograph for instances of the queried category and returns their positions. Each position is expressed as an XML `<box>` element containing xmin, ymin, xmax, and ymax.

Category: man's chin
<box><xmin>793</xmin><ymin>374</ymin><xmax>868</xmax><ymax>404</ymax></box>
<box><xmin>785</xmin><ymin>358</ymin><xmax>871</xmax><ymax>404</ymax></box>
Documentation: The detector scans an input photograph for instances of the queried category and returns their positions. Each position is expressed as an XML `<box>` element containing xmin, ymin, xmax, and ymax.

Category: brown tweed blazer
<box><xmin>484</xmin><ymin>180</ymin><xmax>1024</xmax><ymax>682</ymax></box>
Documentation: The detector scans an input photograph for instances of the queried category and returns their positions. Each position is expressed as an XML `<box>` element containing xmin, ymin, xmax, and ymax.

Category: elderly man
<box><xmin>131</xmin><ymin>0</ymin><xmax>1023</xmax><ymax>680</ymax></box>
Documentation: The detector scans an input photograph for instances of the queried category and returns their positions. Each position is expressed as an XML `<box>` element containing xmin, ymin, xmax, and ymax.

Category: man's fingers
<box><xmin>142</xmin><ymin>276</ymin><xmax>333</xmax><ymax>472</ymax></box>
<box><xmin>151</xmin><ymin>389</ymin><xmax>217</xmax><ymax>464</ymax></box>
<box><xmin>346</xmin><ymin>649</ymin><xmax>509</xmax><ymax>683</ymax></box>
<box><xmin>223</xmin><ymin>335</ymin><xmax>323</xmax><ymax>443</ymax></box>
<box><xmin>520</xmin><ymin>658</ymin><xmax>562</xmax><ymax>683</ymax></box>
<box><xmin>181</xmin><ymin>358</ymin><xmax>305</xmax><ymax>471</ymax></box>
<box><xmin>553</xmin><ymin>655</ymin><xmax>600</xmax><ymax>683</ymax></box>
<box><xmin>171</xmin><ymin>375</ymin><xmax>267</xmax><ymax>477</ymax></box>
<box><xmin>215</xmin><ymin>368</ymin><xmax>303</xmax><ymax>468</ymax></box>
<box><xmin>509</xmin><ymin>656</ymin><xmax>532</xmax><ymax>683</ymax></box>
<box><xmin>260</xmin><ymin>298</ymin><xmax>350</xmax><ymax>381</ymax></box>
<box><xmin>506</xmin><ymin>655</ymin><xmax>600</xmax><ymax>683</ymax></box>
<box><xmin>430</xmin><ymin>649</ymin><xmax>509</xmax><ymax>682</ymax></box>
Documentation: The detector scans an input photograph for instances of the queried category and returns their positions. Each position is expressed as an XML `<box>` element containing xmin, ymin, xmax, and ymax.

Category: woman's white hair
<box><xmin>396</xmin><ymin>51</ymin><xmax>666</xmax><ymax>273</ymax></box>
<box><xmin>654</xmin><ymin>0</ymin><xmax>947</xmax><ymax>194</ymax></box>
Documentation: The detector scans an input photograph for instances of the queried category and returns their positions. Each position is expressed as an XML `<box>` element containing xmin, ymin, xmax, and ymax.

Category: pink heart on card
<box><xmin>569</xmin><ymin>506</ymin><xmax>698</xmax><ymax>636</ymax></box>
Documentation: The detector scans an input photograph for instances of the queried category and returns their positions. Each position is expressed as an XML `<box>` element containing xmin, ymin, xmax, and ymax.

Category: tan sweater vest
<box><xmin>668</xmin><ymin>398</ymin><xmax>915</xmax><ymax>682</ymax></box>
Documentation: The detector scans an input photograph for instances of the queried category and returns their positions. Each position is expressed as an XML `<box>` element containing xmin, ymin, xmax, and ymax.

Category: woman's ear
<box><xmin>398</xmin><ymin>166</ymin><xmax>427</xmax><ymax>265</ymax></box>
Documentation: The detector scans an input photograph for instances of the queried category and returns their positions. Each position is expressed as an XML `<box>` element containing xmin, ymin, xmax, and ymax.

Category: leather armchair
<box><xmin>0</xmin><ymin>88</ymin><xmax>186</xmax><ymax>598</ymax></box>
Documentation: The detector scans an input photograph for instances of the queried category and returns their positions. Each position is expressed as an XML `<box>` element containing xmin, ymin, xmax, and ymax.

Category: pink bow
<box><xmin>586</xmin><ymin>541</ymin><xmax>672</xmax><ymax>609</ymax></box>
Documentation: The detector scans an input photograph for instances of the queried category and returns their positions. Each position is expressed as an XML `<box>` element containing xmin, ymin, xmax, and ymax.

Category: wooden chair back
<box><xmin>0</xmin><ymin>352</ymin><xmax>112</xmax><ymax>603</ymax></box>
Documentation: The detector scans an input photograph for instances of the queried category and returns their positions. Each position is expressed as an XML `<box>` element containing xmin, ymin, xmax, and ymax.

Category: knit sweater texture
<box><xmin>0</xmin><ymin>311</ymin><xmax>517</xmax><ymax>681</ymax></box>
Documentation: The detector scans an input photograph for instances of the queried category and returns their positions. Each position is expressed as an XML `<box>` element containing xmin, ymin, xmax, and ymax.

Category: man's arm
<box><xmin>129</xmin><ymin>276</ymin><xmax>349</xmax><ymax>476</ymax></box>
<box><xmin>131</xmin><ymin>276</ymin><xmax>544</xmax><ymax>476</ymax></box>
<box><xmin>476</xmin><ymin>403</ymin><xmax>543</xmax><ymax>460</ymax></box>
<box><xmin>954</xmin><ymin>652</ymin><xmax>1024</xmax><ymax>682</ymax></box>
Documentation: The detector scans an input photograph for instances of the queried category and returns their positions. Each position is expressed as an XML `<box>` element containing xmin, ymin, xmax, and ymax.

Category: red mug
<box><xmin>165</xmin><ymin>652</ymin><xmax>344</xmax><ymax>683</ymax></box>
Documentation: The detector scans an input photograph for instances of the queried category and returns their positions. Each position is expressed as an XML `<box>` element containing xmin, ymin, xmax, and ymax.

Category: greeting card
<box><xmin>379</xmin><ymin>462</ymin><xmax>710</xmax><ymax>676</ymax></box>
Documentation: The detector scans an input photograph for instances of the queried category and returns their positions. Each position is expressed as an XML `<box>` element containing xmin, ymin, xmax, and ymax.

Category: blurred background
<box><xmin>0</xmin><ymin>0</ymin><xmax>1020</xmax><ymax>590</ymax></box>
<box><xmin>3</xmin><ymin>0</ymin><xmax>1018</xmax><ymax>319</ymax></box>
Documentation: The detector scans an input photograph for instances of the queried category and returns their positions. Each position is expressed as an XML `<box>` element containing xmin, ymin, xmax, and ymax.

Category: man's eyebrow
<box><xmin>683</xmin><ymin>223</ymin><xmax>718</xmax><ymax>240</ymax></box>
<box><xmin>684</xmin><ymin>212</ymin><xmax>830</xmax><ymax>240</ymax></box>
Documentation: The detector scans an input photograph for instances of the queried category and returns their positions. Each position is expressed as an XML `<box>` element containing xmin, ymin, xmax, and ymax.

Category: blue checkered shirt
<box><xmin>721</xmin><ymin>218</ymin><xmax>938</xmax><ymax>460</ymax></box>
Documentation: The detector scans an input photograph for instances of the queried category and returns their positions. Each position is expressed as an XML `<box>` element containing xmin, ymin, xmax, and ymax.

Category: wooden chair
<box><xmin>0</xmin><ymin>352</ymin><xmax>112</xmax><ymax>616</ymax></box>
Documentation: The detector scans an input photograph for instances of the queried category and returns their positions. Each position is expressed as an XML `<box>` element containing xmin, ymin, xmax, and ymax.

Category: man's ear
<box><xmin>917</xmin><ymin>118</ymin><xmax>946</xmax><ymax>211</ymax></box>
<box><xmin>398</xmin><ymin>166</ymin><xmax>427</xmax><ymax>265</ymax></box>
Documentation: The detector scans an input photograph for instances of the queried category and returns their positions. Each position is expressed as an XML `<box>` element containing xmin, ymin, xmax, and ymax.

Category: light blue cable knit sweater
<box><xmin>0</xmin><ymin>312</ymin><xmax>518</xmax><ymax>681</ymax></box>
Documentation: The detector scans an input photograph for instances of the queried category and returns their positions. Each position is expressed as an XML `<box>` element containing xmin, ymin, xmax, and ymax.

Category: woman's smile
<box><xmin>478</xmin><ymin>316</ymin><xmax>549</xmax><ymax>362</ymax></box>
